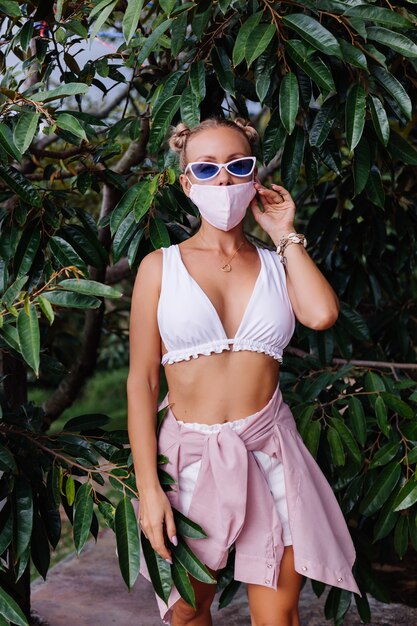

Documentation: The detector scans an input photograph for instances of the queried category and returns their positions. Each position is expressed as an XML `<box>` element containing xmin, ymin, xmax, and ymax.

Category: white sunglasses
<box><xmin>185</xmin><ymin>156</ymin><xmax>256</xmax><ymax>181</ymax></box>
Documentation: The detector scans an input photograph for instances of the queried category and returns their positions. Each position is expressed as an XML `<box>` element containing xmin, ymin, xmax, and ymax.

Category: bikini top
<box><xmin>157</xmin><ymin>243</ymin><xmax>295</xmax><ymax>366</ymax></box>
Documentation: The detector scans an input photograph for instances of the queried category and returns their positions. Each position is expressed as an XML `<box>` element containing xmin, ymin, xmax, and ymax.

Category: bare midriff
<box><xmin>162</xmin><ymin>344</ymin><xmax>280</xmax><ymax>425</ymax></box>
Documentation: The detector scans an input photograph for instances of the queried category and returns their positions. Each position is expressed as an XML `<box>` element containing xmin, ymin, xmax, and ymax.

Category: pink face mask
<box><xmin>187</xmin><ymin>179</ymin><xmax>257</xmax><ymax>231</ymax></box>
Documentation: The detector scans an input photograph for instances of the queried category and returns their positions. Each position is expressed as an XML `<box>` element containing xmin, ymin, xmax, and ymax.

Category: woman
<box><xmin>127</xmin><ymin>118</ymin><xmax>360</xmax><ymax>626</ymax></box>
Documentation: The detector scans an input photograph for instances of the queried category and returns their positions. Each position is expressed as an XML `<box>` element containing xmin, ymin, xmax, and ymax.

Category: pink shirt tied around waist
<box><xmin>144</xmin><ymin>384</ymin><xmax>361</xmax><ymax>623</ymax></box>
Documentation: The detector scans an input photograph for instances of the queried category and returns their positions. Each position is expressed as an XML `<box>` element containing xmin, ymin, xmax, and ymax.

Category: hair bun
<box><xmin>169</xmin><ymin>123</ymin><xmax>191</xmax><ymax>153</ymax></box>
<box><xmin>234</xmin><ymin>117</ymin><xmax>259</xmax><ymax>145</ymax></box>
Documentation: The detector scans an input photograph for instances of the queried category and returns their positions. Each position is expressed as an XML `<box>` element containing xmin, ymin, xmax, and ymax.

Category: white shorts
<box><xmin>177</xmin><ymin>413</ymin><xmax>293</xmax><ymax>547</ymax></box>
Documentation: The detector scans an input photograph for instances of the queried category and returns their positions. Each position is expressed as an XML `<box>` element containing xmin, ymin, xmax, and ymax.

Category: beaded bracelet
<box><xmin>276</xmin><ymin>232</ymin><xmax>307</xmax><ymax>265</ymax></box>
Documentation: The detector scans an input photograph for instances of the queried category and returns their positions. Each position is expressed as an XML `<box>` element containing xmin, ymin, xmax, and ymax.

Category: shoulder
<box><xmin>133</xmin><ymin>247</ymin><xmax>166</xmax><ymax>295</ymax></box>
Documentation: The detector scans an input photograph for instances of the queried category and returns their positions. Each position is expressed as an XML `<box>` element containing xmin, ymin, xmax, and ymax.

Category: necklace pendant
<box><xmin>221</xmin><ymin>263</ymin><xmax>232</xmax><ymax>272</ymax></box>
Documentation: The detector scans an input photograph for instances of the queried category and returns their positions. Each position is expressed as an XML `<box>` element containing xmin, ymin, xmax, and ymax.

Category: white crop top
<box><xmin>157</xmin><ymin>244</ymin><xmax>295</xmax><ymax>366</ymax></box>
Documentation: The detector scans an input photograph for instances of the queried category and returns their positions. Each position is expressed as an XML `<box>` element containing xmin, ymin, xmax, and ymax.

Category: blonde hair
<box><xmin>169</xmin><ymin>118</ymin><xmax>259</xmax><ymax>170</ymax></box>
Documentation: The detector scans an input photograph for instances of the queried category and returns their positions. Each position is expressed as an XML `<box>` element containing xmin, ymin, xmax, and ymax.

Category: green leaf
<box><xmin>89</xmin><ymin>0</ymin><xmax>114</xmax><ymax>18</ymax></box>
<box><xmin>37</xmin><ymin>295</ymin><xmax>54</xmax><ymax>325</ymax></box>
<box><xmin>369</xmin><ymin>441</ymin><xmax>400</xmax><ymax>469</ymax></box>
<box><xmin>57</xmin><ymin>279</ymin><xmax>122</xmax><ymax>299</ymax></box>
<box><xmin>17</xmin><ymin>304</ymin><xmax>40</xmax><ymax>376</ymax></box>
<box><xmin>344</xmin><ymin>6</ymin><xmax>413</xmax><ymax>29</ymax></box>
<box><xmin>366</xmin><ymin>169</ymin><xmax>385</xmax><ymax>209</ymax></box>
<box><xmin>262</xmin><ymin>109</ymin><xmax>286</xmax><ymax>165</ymax></box>
<box><xmin>60</xmin><ymin>224</ymin><xmax>107</xmax><ymax>269</ymax></box>
<box><xmin>0</xmin><ymin>124</ymin><xmax>22</xmax><ymax>163</ymax></box>
<box><xmin>133</xmin><ymin>181</ymin><xmax>154</xmax><ymax>222</ymax></box>
<box><xmin>31</xmin><ymin>83</ymin><xmax>89</xmax><ymax>103</ymax></box>
<box><xmin>0</xmin><ymin>586</ymin><xmax>29</xmax><ymax>626</ymax></box>
<box><xmin>42</xmin><ymin>291</ymin><xmax>101</xmax><ymax>309</ymax></box>
<box><xmin>309</xmin><ymin>97</ymin><xmax>337</xmax><ymax>148</ymax></box>
<box><xmin>345</xmin><ymin>84</ymin><xmax>366</xmax><ymax>151</ymax></box>
<box><xmin>0</xmin><ymin>516</ymin><xmax>13</xmax><ymax>555</ymax></box>
<box><xmin>13</xmin><ymin>113</ymin><xmax>40</xmax><ymax>155</ymax></box>
<box><xmin>115</xmin><ymin>496</ymin><xmax>140</xmax><ymax>589</ymax></box>
<box><xmin>304</xmin><ymin>420</ymin><xmax>321</xmax><ymax>458</ymax></box>
<box><xmin>14</xmin><ymin>475</ymin><xmax>33</xmax><ymax>560</ymax></box>
<box><xmin>149</xmin><ymin>95</ymin><xmax>181</xmax><ymax>154</ymax></box>
<box><xmin>65</xmin><ymin>475</ymin><xmax>75</xmax><ymax>506</ymax></box>
<box><xmin>171</xmin><ymin>12</ymin><xmax>187</xmax><ymax>57</ymax></box>
<box><xmin>136</xmin><ymin>19</ymin><xmax>173</xmax><ymax>67</ymax></box>
<box><xmin>348</xmin><ymin>396</ymin><xmax>367</xmax><ymax>446</ymax></box>
<box><xmin>371</xmin><ymin>66</ymin><xmax>412</xmax><ymax>120</ymax></box>
<box><xmin>172</xmin><ymin>508</ymin><xmax>207</xmax><ymax>539</ymax></box>
<box><xmin>56</xmin><ymin>113</ymin><xmax>87</xmax><ymax>141</ymax></box>
<box><xmin>373</xmin><ymin>489</ymin><xmax>400</xmax><ymax>542</ymax></box>
<box><xmin>338</xmin><ymin>302</ymin><xmax>370</xmax><ymax>341</ymax></box>
<box><xmin>286</xmin><ymin>40</ymin><xmax>335</xmax><ymax>94</ymax></box>
<box><xmin>171</xmin><ymin>559</ymin><xmax>195</xmax><ymax>608</ymax></box>
<box><xmin>329</xmin><ymin>416</ymin><xmax>362</xmax><ymax>465</ymax></box>
<box><xmin>282</xmin><ymin>14</ymin><xmax>341</xmax><ymax>57</ymax></box>
<box><xmin>279</xmin><ymin>72</ymin><xmax>299</xmax><ymax>135</ymax></box>
<box><xmin>327</xmin><ymin>427</ymin><xmax>345</xmax><ymax>466</ymax></box>
<box><xmin>0</xmin><ymin>0</ymin><xmax>22</xmax><ymax>17</ymax></box>
<box><xmin>0</xmin><ymin>443</ymin><xmax>16</xmax><ymax>472</ymax></box>
<box><xmin>281</xmin><ymin>126</ymin><xmax>304</xmax><ymax>191</ymax></box>
<box><xmin>150</xmin><ymin>218</ymin><xmax>170</xmax><ymax>249</ymax></box>
<box><xmin>374</xmin><ymin>396</ymin><xmax>390</xmax><ymax>437</ymax></box>
<box><xmin>374</xmin><ymin>396</ymin><xmax>391</xmax><ymax>437</ymax></box>
<box><xmin>89</xmin><ymin>0</ymin><xmax>117</xmax><ymax>43</ymax></box>
<box><xmin>160</xmin><ymin>0</ymin><xmax>176</xmax><ymax>14</ymax></box>
<box><xmin>381</xmin><ymin>393</ymin><xmax>414</xmax><ymax>419</ymax></box>
<box><xmin>73</xmin><ymin>482</ymin><xmax>94</xmax><ymax>554</ymax></box>
<box><xmin>141</xmin><ymin>534</ymin><xmax>173</xmax><ymax>603</ymax></box>
<box><xmin>218</xmin><ymin>579</ymin><xmax>242</xmax><ymax>609</ymax></box>
<box><xmin>366</xmin><ymin>27</ymin><xmax>417</xmax><ymax>58</ymax></box>
<box><xmin>232</xmin><ymin>12</ymin><xmax>263</xmax><ymax>67</ymax></box>
<box><xmin>180</xmin><ymin>85</ymin><xmax>200</xmax><ymax>128</ymax></box>
<box><xmin>388</xmin><ymin>130</ymin><xmax>417</xmax><ymax>165</ymax></box>
<box><xmin>212</xmin><ymin>46</ymin><xmax>235</xmax><ymax>96</ymax></box>
<box><xmin>339</xmin><ymin>39</ymin><xmax>368</xmax><ymax>71</ymax></box>
<box><xmin>122</xmin><ymin>0</ymin><xmax>144</xmax><ymax>44</ymax></box>
<box><xmin>189</xmin><ymin>61</ymin><xmax>206</xmax><ymax>103</ymax></box>
<box><xmin>49</xmin><ymin>236</ymin><xmax>87</xmax><ymax>274</ymax></box>
<box><xmin>0</xmin><ymin>165</ymin><xmax>42</xmax><ymax>207</ymax></box>
<box><xmin>64</xmin><ymin>413</ymin><xmax>110</xmax><ymax>431</ymax></box>
<box><xmin>360</xmin><ymin>462</ymin><xmax>401</xmax><ymax>517</ymax></box>
<box><xmin>393</xmin><ymin>515</ymin><xmax>408</xmax><ymax>559</ymax></box>
<box><xmin>0</xmin><ymin>324</ymin><xmax>20</xmax><ymax>352</ymax></box>
<box><xmin>172</xmin><ymin>536</ymin><xmax>216</xmax><ymax>584</ymax></box>
<box><xmin>245</xmin><ymin>23</ymin><xmax>276</xmax><ymax>67</ymax></box>
<box><xmin>1</xmin><ymin>274</ymin><xmax>28</xmax><ymax>307</ymax></box>
<box><xmin>392</xmin><ymin>479</ymin><xmax>417</xmax><ymax>512</ymax></box>
<box><xmin>14</xmin><ymin>228</ymin><xmax>41</xmax><ymax>277</ymax></box>
<box><xmin>353</xmin><ymin>136</ymin><xmax>371</xmax><ymax>196</ymax></box>
<box><xmin>370</xmin><ymin>94</ymin><xmax>389</xmax><ymax>148</ymax></box>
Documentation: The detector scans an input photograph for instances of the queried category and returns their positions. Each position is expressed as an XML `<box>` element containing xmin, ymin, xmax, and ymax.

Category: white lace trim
<box><xmin>161</xmin><ymin>339</ymin><xmax>283</xmax><ymax>365</ymax></box>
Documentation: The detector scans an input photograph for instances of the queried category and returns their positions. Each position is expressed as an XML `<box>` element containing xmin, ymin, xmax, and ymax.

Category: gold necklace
<box><xmin>198</xmin><ymin>231</ymin><xmax>246</xmax><ymax>272</ymax></box>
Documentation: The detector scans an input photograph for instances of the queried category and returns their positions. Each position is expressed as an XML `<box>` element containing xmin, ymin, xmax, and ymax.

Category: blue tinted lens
<box><xmin>191</xmin><ymin>163</ymin><xmax>220</xmax><ymax>179</ymax></box>
<box><xmin>228</xmin><ymin>158</ymin><xmax>254</xmax><ymax>176</ymax></box>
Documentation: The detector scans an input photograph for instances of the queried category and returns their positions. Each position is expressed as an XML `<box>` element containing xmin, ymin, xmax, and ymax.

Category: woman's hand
<box><xmin>139</xmin><ymin>485</ymin><xmax>177</xmax><ymax>563</ymax></box>
<box><xmin>250</xmin><ymin>181</ymin><xmax>296</xmax><ymax>242</ymax></box>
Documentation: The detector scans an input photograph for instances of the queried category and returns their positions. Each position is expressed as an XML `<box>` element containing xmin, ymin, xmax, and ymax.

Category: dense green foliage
<box><xmin>0</xmin><ymin>0</ymin><xmax>417</xmax><ymax>623</ymax></box>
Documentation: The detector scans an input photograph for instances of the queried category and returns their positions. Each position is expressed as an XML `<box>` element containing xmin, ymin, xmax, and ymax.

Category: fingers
<box><xmin>142</xmin><ymin>519</ymin><xmax>173</xmax><ymax>564</ymax></box>
<box><xmin>165</xmin><ymin>508</ymin><xmax>178</xmax><ymax>548</ymax></box>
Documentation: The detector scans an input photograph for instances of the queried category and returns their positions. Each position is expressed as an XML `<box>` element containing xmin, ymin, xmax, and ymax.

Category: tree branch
<box><xmin>285</xmin><ymin>347</ymin><xmax>417</xmax><ymax>371</ymax></box>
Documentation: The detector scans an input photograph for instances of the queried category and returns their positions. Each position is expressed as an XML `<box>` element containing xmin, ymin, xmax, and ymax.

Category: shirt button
<box><xmin>337</xmin><ymin>577</ymin><xmax>343</xmax><ymax>582</ymax></box>
<box><xmin>265</xmin><ymin>579</ymin><xmax>270</xmax><ymax>584</ymax></box>
<box><xmin>302</xmin><ymin>566</ymin><xmax>307</xmax><ymax>571</ymax></box>
<box><xmin>267</xmin><ymin>563</ymin><xmax>272</xmax><ymax>568</ymax></box>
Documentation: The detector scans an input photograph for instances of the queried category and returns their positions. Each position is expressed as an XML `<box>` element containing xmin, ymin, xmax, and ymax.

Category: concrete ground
<box><xmin>31</xmin><ymin>530</ymin><xmax>417</xmax><ymax>626</ymax></box>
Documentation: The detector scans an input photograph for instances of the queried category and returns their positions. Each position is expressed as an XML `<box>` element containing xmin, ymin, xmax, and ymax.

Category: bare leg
<box><xmin>172</xmin><ymin>568</ymin><xmax>218</xmax><ymax>626</ymax></box>
<box><xmin>247</xmin><ymin>546</ymin><xmax>302</xmax><ymax>626</ymax></box>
